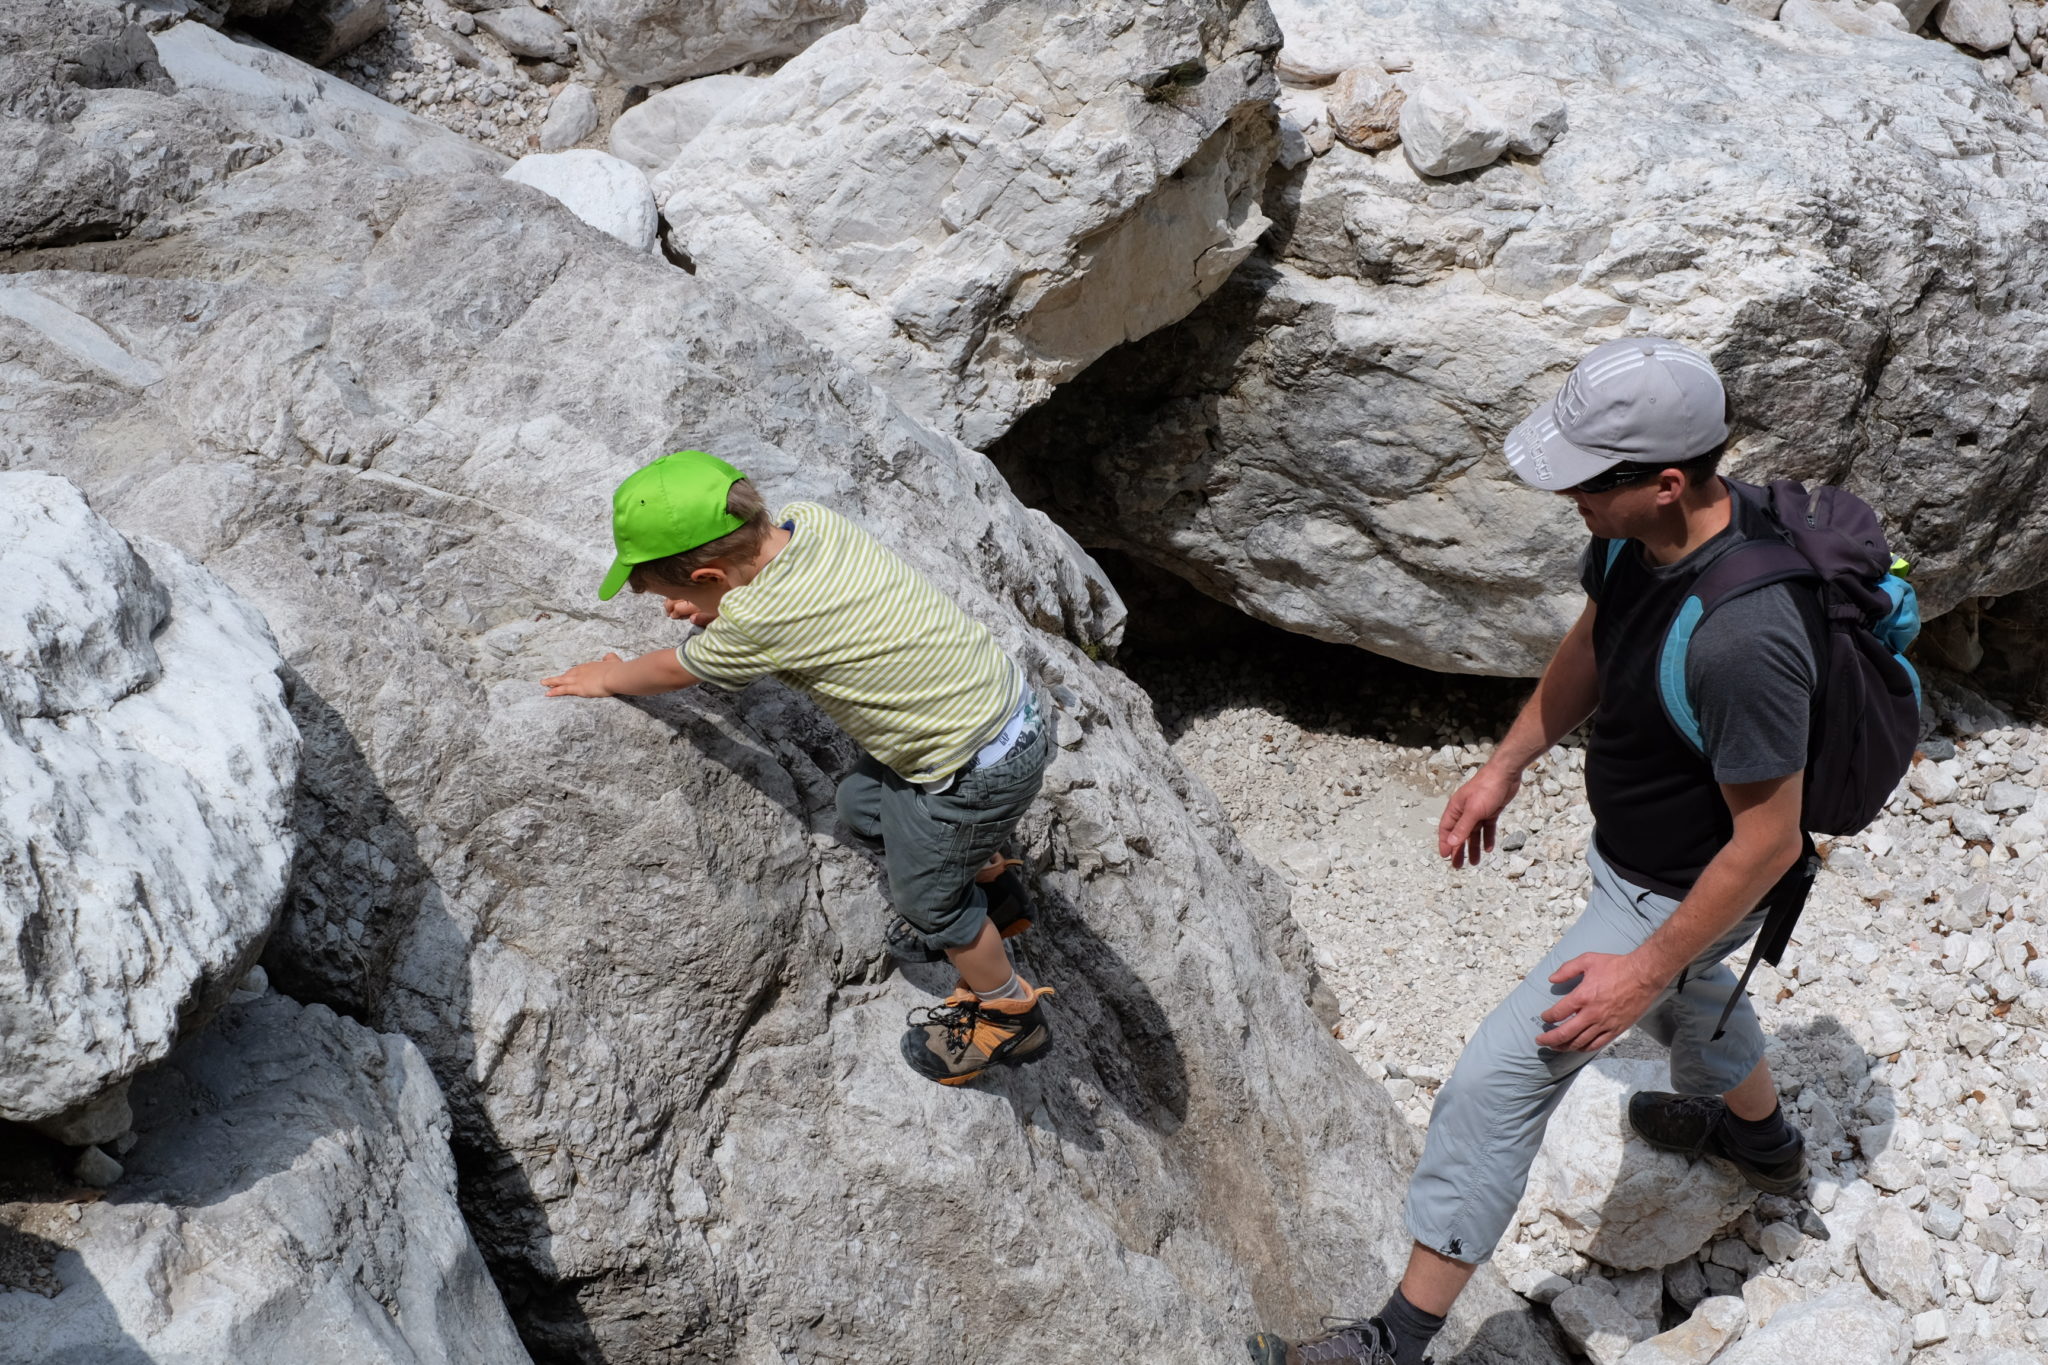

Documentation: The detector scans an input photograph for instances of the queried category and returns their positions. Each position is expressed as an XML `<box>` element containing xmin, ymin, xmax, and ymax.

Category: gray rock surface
<box><xmin>651</xmin><ymin>0</ymin><xmax>1283</xmax><ymax>449</ymax></box>
<box><xmin>605</xmin><ymin>72</ymin><xmax>760</xmax><ymax>172</ymax></box>
<box><xmin>471</xmin><ymin>3</ymin><xmax>566</xmax><ymax>59</ymax></box>
<box><xmin>0</xmin><ymin>13</ymin><xmax>1565</xmax><ymax>1359</ymax></box>
<box><xmin>0</xmin><ymin>992</ymin><xmax>531</xmax><ymax>1364</ymax></box>
<box><xmin>1</xmin><ymin>473</ymin><xmax>300</xmax><ymax>1135</ymax></box>
<box><xmin>536</xmin><ymin>80</ymin><xmax>597</xmax><ymax>151</ymax></box>
<box><xmin>993</xmin><ymin>0</ymin><xmax>2048</xmax><ymax>675</ymax></box>
<box><xmin>1512</xmin><ymin>1060</ymin><xmax>1756</xmax><ymax>1270</ymax></box>
<box><xmin>558</xmin><ymin>0</ymin><xmax>860</xmax><ymax>87</ymax></box>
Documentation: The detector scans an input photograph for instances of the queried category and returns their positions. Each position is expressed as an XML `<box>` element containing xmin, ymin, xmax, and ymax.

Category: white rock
<box><xmin>1939</xmin><ymin>0</ymin><xmax>2018</xmax><ymax>50</ymax></box>
<box><xmin>1985</xmin><ymin>780</ymin><xmax>2037</xmax><ymax>814</ymax></box>
<box><xmin>1855</xmin><ymin>1200</ymin><xmax>1943</xmax><ymax>1312</ymax></box>
<box><xmin>2008</xmin><ymin>1152</ymin><xmax>2048</xmax><ymax>1198</ymax></box>
<box><xmin>1484</xmin><ymin>74</ymin><xmax>1569</xmax><ymax>155</ymax></box>
<box><xmin>505</xmin><ymin>149</ymin><xmax>659</xmax><ymax>251</ymax></box>
<box><xmin>537</xmin><ymin>82</ymin><xmax>598</xmax><ymax>151</ymax></box>
<box><xmin>1911</xmin><ymin>762</ymin><xmax>1960</xmax><ymax>804</ymax></box>
<box><xmin>563</xmin><ymin>0</ymin><xmax>860</xmax><ymax>86</ymax></box>
<box><xmin>0</xmin><ymin>996</ymin><xmax>532</xmax><ymax>1363</ymax></box>
<box><xmin>1552</xmin><ymin>1283</ymin><xmax>1649</xmax><ymax>1365</ymax></box>
<box><xmin>1618</xmin><ymin>1294</ymin><xmax>1745</xmax><ymax>1365</ymax></box>
<box><xmin>652</xmin><ymin>0</ymin><xmax>1281</xmax><ymax>448</ymax></box>
<box><xmin>1399</xmin><ymin>80</ymin><xmax>1512</xmax><ymax>176</ymax></box>
<box><xmin>1514</xmin><ymin>1059</ymin><xmax>1755</xmax><ymax>1270</ymax></box>
<box><xmin>1973</xmin><ymin>1251</ymin><xmax>2007</xmax><ymax>1303</ymax></box>
<box><xmin>1712</xmin><ymin>1284</ymin><xmax>1906</xmax><ymax>1365</ymax></box>
<box><xmin>1</xmin><ymin>474</ymin><xmax>300</xmax><ymax>1134</ymax></box>
<box><xmin>607</xmin><ymin>73</ymin><xmax>761</xmax><ymax>172</ymax></box>
<box><xmin>1910</xmin><ymin>1307</ymin><xmax>1948</xmax><ymax>1347</ymax></box>
<box><xmin>1742</xmin><ymin>1274</ymin><xmax>1805</xmax><ymax>1330</ymax></box>
<box><xmin>1759</xmin><ymin>1220</ymin><xmax>1804</xmax><ymax>1261</ymax></box>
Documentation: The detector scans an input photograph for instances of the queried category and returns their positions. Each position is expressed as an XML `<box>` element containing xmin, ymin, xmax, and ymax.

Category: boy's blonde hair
<box><xmin>628</xmin><ymin>478</ymin><xmax>773</xmax><ymax>592</ymax></box>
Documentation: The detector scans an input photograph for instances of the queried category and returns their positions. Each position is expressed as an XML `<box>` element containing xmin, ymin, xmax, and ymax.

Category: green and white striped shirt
<box><xmin>680</xmin><ymin>503</ymin><xmax>1023</xmax><ymax>782</ymax></box>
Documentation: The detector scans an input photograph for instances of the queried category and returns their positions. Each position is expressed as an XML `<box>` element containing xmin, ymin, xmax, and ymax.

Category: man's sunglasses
<box><xmin>1567</xmin><ymin>462</ymin><xmax>1665</xmax><ymax>495</ymax></box>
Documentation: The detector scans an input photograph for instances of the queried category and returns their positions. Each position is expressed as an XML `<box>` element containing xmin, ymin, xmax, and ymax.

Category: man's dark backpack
<box><xmin>1605</xmin><ymin>477</ymin><xmax>1923</xmax><ymax>1036</ymax></box>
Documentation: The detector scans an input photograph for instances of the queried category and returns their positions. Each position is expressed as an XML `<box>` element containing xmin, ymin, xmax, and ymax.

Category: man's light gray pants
<box><xmin>1404</xmin><ymin>842</ymin><xmax>1771</xmax><ymax>1264</ymax></box>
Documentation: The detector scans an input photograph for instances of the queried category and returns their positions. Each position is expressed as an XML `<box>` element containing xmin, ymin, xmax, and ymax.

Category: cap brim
<box><xmin>597</xmin><ymin>554</ymin><xmax>634</xmax><ymax>601</ymax></box>
<box><xmin>1504</xmin><ymin>399</ymin><xmax>1624</xmax><ymax>491</ymax></box>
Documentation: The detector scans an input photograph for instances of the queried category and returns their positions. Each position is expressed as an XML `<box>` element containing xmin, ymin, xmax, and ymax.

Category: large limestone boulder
<box><xmin>0</xmin><ymin>992</ymin><xmax>531</xmax><ymax>1364</ymax></box>
<box><xmin>606</xmin><ymin>72</ymin><xmax>762</xmax><ymax>173</ymax></box>
<box><xmin>1512</xmin><ymin>1059</ymin><xmax>1756</xmax><ymax>1271</ymax></box>
<box><xmin>652</xmin><ymin>0</ymin><xmax>1283</xmax><ymax>448</ymax></box>
<box><xmin>503</xmin><ymin>148</ymin><xmax>659</xmax><ymax>251</ymax></box>
<box><xmin>0</xmin><ymin>12</ymin><xmax>1567</xmax><ymax>1361</ymax></box>
<box><xmin>992</xmin><ymin>0</ymin><xmax>2048</xmax><ymax>675</ymax></box>
<box><xmin>559</xmin><ymin>0</ymin><xmax>860</xmax><ymax>88</ymax></box>
<box><xmin>1</xmin><ymin>473</ymin><xmax>300</xmax><ymax>1144</ymax></box>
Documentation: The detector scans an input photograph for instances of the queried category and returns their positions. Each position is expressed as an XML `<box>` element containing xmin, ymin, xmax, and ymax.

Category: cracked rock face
<box><xmin>0</xmin><ymin>14</ymin><xmax>1566</xmax><ymax>1360</ymax></box>
<box><xmin>0</xmin><ymin>473</ymin><xmax>301</xmax><ymax>1136</ymax></box>
<box><xmin>0</xmin><ymin>993</ymin><xmax>531</xmax><ymax>1364</ymax></box>
<box><xmin>993</xmin><ymin>0</ymin><xmax>2048</xmax><ymax>675</ymax></box>
<box><xmin>652</xmin><ymin>0</ymin><xmax>1284</xmax><ymax>449</ymax></box>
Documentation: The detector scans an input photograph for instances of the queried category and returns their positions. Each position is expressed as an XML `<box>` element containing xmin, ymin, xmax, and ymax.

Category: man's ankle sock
<box><xmin>974</xmin><ymin>973</ymin><xmax>1030</xmax><ymax>1004</ymax></box>
<box><xmin>1375</xmin><ymin>1289</ymin><xmax>1444</xmax><ymax>1365</ymax></box>
<box><xmin>1719</xmin><ymin>1101</ymin><xmax>1799</xmax><ymax>1163</ymax></box>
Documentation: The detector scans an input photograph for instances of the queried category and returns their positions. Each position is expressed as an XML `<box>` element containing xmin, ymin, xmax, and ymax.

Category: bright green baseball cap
<box><xmin>598</xmin><ymin>450</ymin><xmax>747</xmax><ymax>600</ymax></box>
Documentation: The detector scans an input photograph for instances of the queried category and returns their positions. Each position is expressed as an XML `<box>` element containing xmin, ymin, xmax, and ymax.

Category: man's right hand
<box><xmin>1438</xmin><ymin>764</ymin><xmax>1522</xmax><ymax>869</ymax></box>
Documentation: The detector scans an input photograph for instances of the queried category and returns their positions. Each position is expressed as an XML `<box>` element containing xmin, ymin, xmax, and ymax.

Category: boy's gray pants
<box><xmin>1405</xmin><ymin>842</ymin><xmax>1771</xmax><ymax>1264</ymax></box>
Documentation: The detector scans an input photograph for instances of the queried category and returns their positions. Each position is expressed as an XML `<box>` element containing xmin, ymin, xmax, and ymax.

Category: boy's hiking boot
<box><xmin>1246</xmin><ymin>1317</ymin><xmax>1413</xmax><ymax>1365</ymax></box>
<box><xmin>1628</xmin><ymin>1091</ymin><xmax>1809</xmax><ymax>1194</ymax></box>
<box><xmin>901</xmin><ymin>980</ymin><xmax>1054</xmax><ymax>1085</ymax></box>
<box><xmin>883</xmin><ymin>856</ymin><xmax>1037</xmax><ymax>965</ymax></box>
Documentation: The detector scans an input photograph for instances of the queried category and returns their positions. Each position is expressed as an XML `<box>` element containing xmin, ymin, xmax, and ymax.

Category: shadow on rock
<box><xmin>264</xmin><ymin>673</ymin><xmax>603</xmax><ymax>1364</ymax></box>
<box><xmin>0</xmin><ymin>1131</ymin><xmax>151</xmax><ymax>1364</ymax></box>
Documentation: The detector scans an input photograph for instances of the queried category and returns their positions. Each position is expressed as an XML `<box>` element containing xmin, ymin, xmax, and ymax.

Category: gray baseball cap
<box><xmin>1504</xmin><ymin>338</ymin><xmax>1729</xmax><ymax>491</ymax></box>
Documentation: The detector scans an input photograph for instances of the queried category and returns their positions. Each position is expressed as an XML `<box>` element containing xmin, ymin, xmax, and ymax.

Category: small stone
<box><xmin>474</xmin><ymin>5</ymin><xmax>569</xmax><ymax>60</ymax></box>
<box><xmin>1953</xmin><ymin>808</ymin><xmax>2000</xmax><ymax>843</ymax></box>
<box><xmin>1324</xmin><ymin>66</ymin><xmax>1404</xmax><ymax>152</ymax></box>
<box><xmin>1551</xmin><ymin>1283</ymin><xmax>1647</xmax><ymax>1365</ymax></box>
<box><xmin>2010</xmin><ymin>1152</ymin><xmax>2048</xmax><ymax>1199</ymax></box>
<box><xmin>1855</xmin><ymin>1201</ymin><xmax>1941</xmax><ymax>1312</ymax></box>
<box><xmin>1985</xmin><ymin>780</ymin><xmax>2037</xmax><ymax>814</ymax></box>
<box><xmin>537</xmin><ymin>82</ymin><xmax>597</xmax><ymax>150</ymax></box>
<box><xmin>1665</xmin><ymin>1258</ymin><xmax>1710</xmax><ymax>1311</ymax></box>
<box><xmin>1758</xmin><ymin>1221</ymin><xmax>1803</xmax><ymax>1262</ymax></box>
<box><xmin>1939</xmin><ymin>0</ymin><xmax>2018</xmax><ymax>52</ymax></box>
<box><xmin>1912</xmin><ymin>1308</ymin><xmax>1949</xmax><ymax>1348</ymax></box>
<box><xmin>1973</xmin><ymin>1252</ymin><xmax>2007</xmax><ymax>1303</ymax></box>
<box><xmin>1398</xmin><ymin>81</ymin><xmax>1510</xmax><ymax>177</ymax></box>
<box><xmin>1617</xmin><ymin>1294</ymin><xmax>1745</xmax><ymax>1365</ymax></box>
<box><xmin>1922</xmin><ymin>1201</ymin><xmax>1964</xmax><ymax>1239</ymax></box>
<box><xmin>74</xmin><ymin>1144</ymin><xmax>123</xmax><ymax>1187</ymax></box>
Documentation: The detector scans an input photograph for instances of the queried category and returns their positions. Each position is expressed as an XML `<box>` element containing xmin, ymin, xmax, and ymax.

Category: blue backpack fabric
<box><xmin>1597</xmin><ymin>477</ymin><xmax>1923</xmax><ymax>1037</ymax></box>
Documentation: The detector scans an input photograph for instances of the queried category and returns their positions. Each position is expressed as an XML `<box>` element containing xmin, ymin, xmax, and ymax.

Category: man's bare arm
<box><xmin>543</xmin><ymin>648</ymin><xmax>700</xmax><ymax>698</ymax></box>
<box><xmin>1438</xmin><ymin>602</ymin><xmax>1601</xmax><ymax>868</ymax></box>
<box><xmin>1537</xmin><ymin>770</ymin><xmax>1805</xmax><ymax>1052</ymax></box>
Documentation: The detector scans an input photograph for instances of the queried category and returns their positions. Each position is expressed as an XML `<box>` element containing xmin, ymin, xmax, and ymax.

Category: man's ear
<box><xmin>1653</xmin><ymin>469</ymin><xmax>1689</xmax><ymax>506</ymax></box>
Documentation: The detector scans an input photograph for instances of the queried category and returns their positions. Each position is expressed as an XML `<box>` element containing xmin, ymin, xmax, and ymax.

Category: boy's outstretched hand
<box><xmin>543</xmin><ymin>653</ymin><xmax>626</xmax><ymax>697</ymax></box>
<box><xmin>542</xmin><ymin>647</ymin><xmax>699</xmax><ymax>698</ymax></box>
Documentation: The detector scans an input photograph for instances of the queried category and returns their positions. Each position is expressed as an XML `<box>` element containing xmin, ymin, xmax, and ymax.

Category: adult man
<box><xmin>1250</xmin><ymin>339</ymin><xmax>1814</xmax><ymax>1365</ymax></box>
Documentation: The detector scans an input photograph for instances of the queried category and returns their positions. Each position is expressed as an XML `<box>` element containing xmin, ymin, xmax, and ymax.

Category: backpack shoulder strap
<box><xmin>1657</xmin><ymin>540</ymin><xmax>1820</xmax><ymax>754</ymax></box>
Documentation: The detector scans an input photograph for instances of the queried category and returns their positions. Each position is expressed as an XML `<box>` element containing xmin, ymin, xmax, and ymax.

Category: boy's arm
<box><xmin>543</xmin><ymin>648</ymin><xmax>700</xmax><ymax>698</ymax></box>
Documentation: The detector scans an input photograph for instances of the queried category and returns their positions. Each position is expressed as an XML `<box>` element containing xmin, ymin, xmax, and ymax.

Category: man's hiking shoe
<box><xmin>1246</xmin><ymin>1317</ymin><xmax>1414</xmax><ymax>1365</ymax></box>
<box><xmin>901</xmin><ymin>981</ymin><xmax>1054</xmax><ymax>1085</ymax></box>
<box><xmin>1628</xmin><ymin>1091</ymin><xmax>1809</xmax><ymax>1194</ymax></box>
<box><xmin>882</xmin><ymin>858</ymin><xmax>1038</xmax><ymax>965</ymax></box>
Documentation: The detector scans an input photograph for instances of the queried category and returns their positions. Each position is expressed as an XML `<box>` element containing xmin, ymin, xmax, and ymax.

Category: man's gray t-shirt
<box><xmin>1581</xmin><ymin>524</ymin><xmax>1818</xmax><ymax>785</ymax></box>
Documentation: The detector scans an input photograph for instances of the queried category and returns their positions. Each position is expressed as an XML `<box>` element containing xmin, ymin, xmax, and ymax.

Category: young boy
<box><xmin>543</xmin><ymin>450</ymin><xmax>1055</xmax><ymax>1085</ymax></box>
